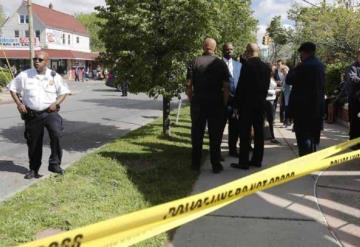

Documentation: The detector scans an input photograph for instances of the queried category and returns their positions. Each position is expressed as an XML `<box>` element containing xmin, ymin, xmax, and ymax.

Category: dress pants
<box><xmin>348</xmin><ymin>98</ymin><xmax>360</xmax><ymax>140</ymax></box>
<box><xmin>222</xmin><ymin>105</ymin><xmax>240</xmax><ymax>153</ymax></box>
<box><xmin>295</xmin><ymin>131</ymin><xmax>317</xmax><ymax>156</ymax></box>
<box><xmin>24</xmin><ymin>111</ymin><xmax>63</xmax><ymax>172</ymax></box>
<box><xmin>264</xmin><ymin>100</ymin><xmax>275</xmax><ymax>139</ymax></box>
<box><xmin>238</xmin><ymin>105</ymin><xmax>265</xmax><ymax>165</ymax></box>
<box><xmin>191</xmin><ymin>102</ymin><xmax>224</xmax><ymax>169</ymax></box>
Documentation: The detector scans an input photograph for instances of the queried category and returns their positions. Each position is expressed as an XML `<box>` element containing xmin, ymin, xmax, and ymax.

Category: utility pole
<box><xmin>26</xmin><ymin>0</ymin><xmax>35</xmax><ymax>68</ymax></box>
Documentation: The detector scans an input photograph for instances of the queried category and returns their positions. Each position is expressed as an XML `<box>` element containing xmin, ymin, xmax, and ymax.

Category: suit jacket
<box><xmin>345</xmin><ymin>61</ymin><xmax>360</xmax><ymax>101</ymax></box>
<box><xmin>223</xmin><ymin>58</ymin><xmax>242</xmax><ymax>96</ymax></box>
<box><xmin>234</xmin><ymin>57</ymin><xmax>271</xmax><ymax>113</ymax></box>
<box><xmin>288</xmin><ymin>56</ymin><xmax>325</xmax><ymax>138</ymax></box>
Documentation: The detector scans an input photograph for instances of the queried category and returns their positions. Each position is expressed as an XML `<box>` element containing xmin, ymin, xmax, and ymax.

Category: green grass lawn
<box><xmin>0</xmin><ymin>106</ymin><xmax>207</xmax><ymax>246</ymax></box>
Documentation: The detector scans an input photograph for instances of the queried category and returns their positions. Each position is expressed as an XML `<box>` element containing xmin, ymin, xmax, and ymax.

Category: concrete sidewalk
<box><xmin>172</xmin><ymin>121</ymin><xmax>359</xmax><ymax>247</ymax></box>
<box><xmin>0</xmin><ymin>88</ymin><xmax>13</xmax><ymax>105</ymax></box>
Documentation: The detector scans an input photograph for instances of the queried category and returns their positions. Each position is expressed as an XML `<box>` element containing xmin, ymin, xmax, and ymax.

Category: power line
<box><xmin>301</xmin><ymin>0</ymin><xmax>320</xmax><ymax>7</ymax></box>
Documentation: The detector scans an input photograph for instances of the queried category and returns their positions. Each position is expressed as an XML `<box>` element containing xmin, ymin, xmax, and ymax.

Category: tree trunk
<box><xmin>163</xmin><ymin>97</ymin><xmax>171</xmax><ymax>135</ymax></box>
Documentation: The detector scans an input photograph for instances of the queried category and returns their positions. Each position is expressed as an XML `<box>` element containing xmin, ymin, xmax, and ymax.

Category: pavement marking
<box><xmin>207</xmin><ymin>214</ymin><xmax>316</xmax><ymax>222</ymax></box>
<box><xmin>316</xmin><ymin>184</ymin><xmax>360</xmax><ymax>193</ymax></box>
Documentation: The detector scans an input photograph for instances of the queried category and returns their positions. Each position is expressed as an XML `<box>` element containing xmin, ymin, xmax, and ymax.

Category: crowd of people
<box><xmin>186</xmin><ymin>38</ymin><xmax>360</xmax><ymax>174</ymax></box>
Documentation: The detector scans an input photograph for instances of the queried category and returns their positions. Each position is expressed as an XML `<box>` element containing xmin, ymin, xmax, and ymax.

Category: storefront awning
<box><xmin>0</xmin><ymin>49</ymin><xmax>98</xmax><ymax>61</ymax></box>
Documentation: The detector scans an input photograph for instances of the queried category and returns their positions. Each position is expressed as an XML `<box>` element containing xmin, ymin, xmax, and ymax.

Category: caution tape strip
<box><xmin>19</xmin><ymin>137</ymin><xmax>360</xmax><ymax>247</ymax></box>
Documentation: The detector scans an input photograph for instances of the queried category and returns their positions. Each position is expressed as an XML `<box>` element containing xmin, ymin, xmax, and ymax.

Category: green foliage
<box><xmin>0</xmin><ymin>68</ymin><xmax>12</xmax><ymax>90</ymax></box>
<box><xmin>325</xmin><ymin>62</ymin><xmax>348</xmax><ymax>95</ymax></box>
<box><xmin>75</xmin><ymin>12</ymin><xmax>106</xmax><ymax>52</ymax></box>
<box><xmin>288</xmin><ymin>3</ymin><xmax>360</xmax><ymax>64</ymax></box>
<box><xmin>95</xmin><ymin>0</ymin><xmax>256</xmax><ymax>99</ymax></box>
<box><xmin>266</xmin><ymin>16</ymin><xmax>288</xmax><ymax>62</ymax></box>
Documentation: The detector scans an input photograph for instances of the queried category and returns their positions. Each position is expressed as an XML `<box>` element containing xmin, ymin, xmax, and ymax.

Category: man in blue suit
<box><xmin>222</xmin><ymin>42</ymin><xmax>242</xmax><ymax>157</ymax></box>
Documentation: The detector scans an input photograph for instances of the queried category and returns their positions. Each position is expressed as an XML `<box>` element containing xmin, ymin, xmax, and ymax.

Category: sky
<box><xmin>1</xmin><ymin>0</ymin><xmax>330</xmax><ymax>45</ymax></box>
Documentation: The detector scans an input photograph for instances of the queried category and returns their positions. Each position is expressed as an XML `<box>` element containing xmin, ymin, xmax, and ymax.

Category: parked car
<box><xmin>105</xmin><ymin>72</ymin><xmax>121</xmax><ymax>91</ymax></box>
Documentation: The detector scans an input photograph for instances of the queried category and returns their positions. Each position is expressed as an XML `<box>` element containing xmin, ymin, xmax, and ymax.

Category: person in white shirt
<box><xmin>265</xmin><ymin>64</ymin><xmax>280</xmax><ymax>144</ymax></box>
<box><xmin>222</xmin><ymin>42</ymin><xmax>242</xmax><ymax>157</ymax></box>
<box><xmin>8</xmin><ymin>51</ymin><xmax>70</xmax><ymax>179</ymax></box>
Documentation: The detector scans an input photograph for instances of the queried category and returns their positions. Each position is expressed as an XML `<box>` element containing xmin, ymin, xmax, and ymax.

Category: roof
<box><xmin>0</xmin><ymin>49</ymin><xmax>98</xmax><ymax>61</ymax></box>
<box><xmin>31</xmin><ymin>3</ymin><xmax>89</xmax><ymax>36</ymax></box>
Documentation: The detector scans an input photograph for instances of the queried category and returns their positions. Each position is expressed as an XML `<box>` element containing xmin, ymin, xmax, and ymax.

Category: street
<box><xmin>0</xmin><ymin>80</ymin><xmax>165</xmax><ymax>201</ymax></box>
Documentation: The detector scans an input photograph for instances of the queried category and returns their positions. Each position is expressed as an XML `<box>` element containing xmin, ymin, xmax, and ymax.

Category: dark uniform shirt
<box><xmin>187</xmin><ymin>55</ymin><xmax>229</xmax><ymax>105</ymax></box>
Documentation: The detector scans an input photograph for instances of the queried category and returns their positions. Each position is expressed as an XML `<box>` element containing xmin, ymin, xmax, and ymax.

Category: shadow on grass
<box><xmin>0</xmin><ymin>119</ymin><xmax>131</xmax><ymax>152</ymax></box>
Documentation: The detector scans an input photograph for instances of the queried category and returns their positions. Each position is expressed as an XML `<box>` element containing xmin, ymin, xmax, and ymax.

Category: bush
<box><xmin>0</xmin><ymin>68</ymin><xmax>12</xmax><ymax>91</ymax></box>
<box><xmin>325</xmin><ymin>62</ymin><xmax>348</xmax><ymax>95</ymax></box>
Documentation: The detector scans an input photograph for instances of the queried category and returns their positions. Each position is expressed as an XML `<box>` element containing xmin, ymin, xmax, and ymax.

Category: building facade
<box><xmin>0</xmin><ymin>2</ymin><xmax>98</xmax><ymax>79</ymax></box>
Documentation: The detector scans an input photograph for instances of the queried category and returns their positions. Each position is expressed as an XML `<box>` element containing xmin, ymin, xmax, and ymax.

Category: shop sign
<box><xmin>0</xmin><ymin>36</ymin><xmax>40</xmax><ymax>48</ymax></box>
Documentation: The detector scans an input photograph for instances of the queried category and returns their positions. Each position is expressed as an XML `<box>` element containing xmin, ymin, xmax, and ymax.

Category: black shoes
<box><xmin>270</xmin><ymin>139</ymin><xmax>281</xmax><ymax>144</ymax></box>
<box><xmin>48</xmin><ymin>165</ymin><xmax>64</xmax><ymax>175</ymax></box>
<box><xmin>250</xmin><ymin>161</ymin><xmax>262</xmax><ymax>168</ymax></box>
<box><xmin>229</xmin><ymin>151</ymin><xmax>239</xmax><ymax>157</ymax></box>
<box><xmin>212</xmin><ymin>163</ymin><xmax>224</xmax><ymax>174</ymax></box>
<box><xmin>230</xmin><ymin>163</ymin><xmax>249</xmax><ymax>170</ymax></box>
<box><xmin>24</xmin><ymin>170</ymin><xmax>42</xmax><ymax>179</ymax></box>
<box><xmin>230</xmin><ymin>161</ymin><xmax>262</xmax><ymax>170</ymax></box>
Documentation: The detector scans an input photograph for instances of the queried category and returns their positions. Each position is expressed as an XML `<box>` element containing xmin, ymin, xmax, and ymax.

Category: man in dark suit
<box><xmin>287</xmin><ymin>42</ymin><xmax>325</xmax><ymax>156</ymax></box>
<box><xmin>222</xmin><ymin>42</ymin><xmax>242</xmax><ymax>157</ymax></box>
<box><xmin>231</xmin><ymin>43</ymin><xmax>271</xmax><ymax>169</ymax></box>
<box><xmin>344</xmin><ymin>49</ymin><xmax>360</xmax><ymax>149</ymax></box>
<box><xmin>186</xmin><ymin>38</ymin><xmax>230</xmax><ymax>174</ymax></box>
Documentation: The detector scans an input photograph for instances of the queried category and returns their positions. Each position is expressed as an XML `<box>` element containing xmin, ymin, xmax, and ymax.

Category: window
<box><xmin>19</xmin><ymin>15</ymin><xmax>25</xmax><ymax>24</ymax></box>
<box><xmin>25</xmin><ymin>30</ymin><xmax>29</xmax><ymax>38</ymax></box>
<box><xmin>68</xmin><ymin>34</ymin><xmax>71</xmax><ymax>45</ymax></box>
<box><xmin>62</xmin><ymin>34</ymin><xmax>66</xmax><ymax>44</ymax></box>
<box><xmin>25</xmin><ymin>15</ymin><xmax>29</xmax><ymax>23</ymax></box>
<box><xmin>76</xmin><ymin>37</ymin><xmax>79</xmax><ymax>44</ymax></box>
<box><xmin>14</xmin><ymin>30</ymin><xmax>19</xmax><ymax>38</ymax></box>
<box><xmin>35</xmin><ymin>30</ymin><xmax>40</xmax><ymax>41</ymax></box>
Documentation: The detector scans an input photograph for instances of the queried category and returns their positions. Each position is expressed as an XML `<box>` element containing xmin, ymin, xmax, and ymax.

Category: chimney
<box><xmin>49</xmin><ymin>3</ymin><xmax>53</xmax><ymax>9</ymax></box>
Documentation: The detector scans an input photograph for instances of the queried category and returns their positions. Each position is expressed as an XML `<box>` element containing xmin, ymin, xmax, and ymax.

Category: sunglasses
<box><xmin>33</xmin><ymin>57</ymin><xmax>45</xmax><ymax>62</ymax></box>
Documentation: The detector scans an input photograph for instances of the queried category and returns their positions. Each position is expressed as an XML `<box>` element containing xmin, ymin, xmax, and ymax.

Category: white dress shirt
<box><xmin>8</xmin><ymin>68</ymin><xmax>71</xmax><ymax>111</ymax></box>
<box><xmin>223</xmin><ymin>57</ymin><xmax>234</xmax><ymax>77</ymax></box>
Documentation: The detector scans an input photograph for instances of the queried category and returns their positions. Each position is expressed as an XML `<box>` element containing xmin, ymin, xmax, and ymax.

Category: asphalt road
<box><xmin>0</xmin><ymin>80</ymin><xmax>166</xmax><ymax>202</ymax></box>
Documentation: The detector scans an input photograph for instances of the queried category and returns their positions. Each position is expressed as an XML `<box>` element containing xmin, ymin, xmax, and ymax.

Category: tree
<box><xmin>75</xmin><ymin>12</ymin><xmax>105</xmax><ymax>52</ymax></box>
<box><xmin>266</xmin><ymin>16</ymin><xmax>288</xmax><ymax>62</ymax></box>
<box><xmin>96</xmin><ymin>0</ymin><xmax>256</xmax><ymax>135</ymax></box>
<box><xmin>288</xmin><ymin>3</ymin><xmax>360</xmax><ymax>64</ymax></box>
<box><xmin>0</xmin><ymin>4</ymin><xmax>5</xmax><ymax>26</ymax></box>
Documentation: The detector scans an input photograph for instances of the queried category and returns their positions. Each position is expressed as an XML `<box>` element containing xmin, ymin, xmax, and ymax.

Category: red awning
<box><xmin>0</xmin><ymin>49</ymin><xmax>98</xmax><ymax>61</ymax></box>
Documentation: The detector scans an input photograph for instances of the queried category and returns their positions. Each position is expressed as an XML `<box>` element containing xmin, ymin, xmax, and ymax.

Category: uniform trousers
<box><xmin>238</xmin><ymin>105</ymin><xmax>265</xmax><ymax>165</ymax></box>
<box><xmin>24</xmin><ymin>111</ymin><xmax>63</xmax><ymax>172</ymax></box>
<box><xmin>191</xmin><ymin>102</ymin><xmax>224</xmax><ymax>169</ymax></box>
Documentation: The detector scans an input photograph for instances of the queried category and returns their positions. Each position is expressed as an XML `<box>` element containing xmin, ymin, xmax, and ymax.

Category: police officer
<box><xmin>8</xmin><ymin>51</ymin><xmax>70</xmax><ymax>179</ymax></box>
<box><xmin>186</xmin><ymin>38</ymin><xmax>230</xmax><ymax>174</ymax></box>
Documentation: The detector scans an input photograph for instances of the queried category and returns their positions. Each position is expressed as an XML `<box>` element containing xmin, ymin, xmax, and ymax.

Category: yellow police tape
<box><xmin>19</xmin><ymin>137</ymin><xmax>360</xmax><ymax>247</ymax></box>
